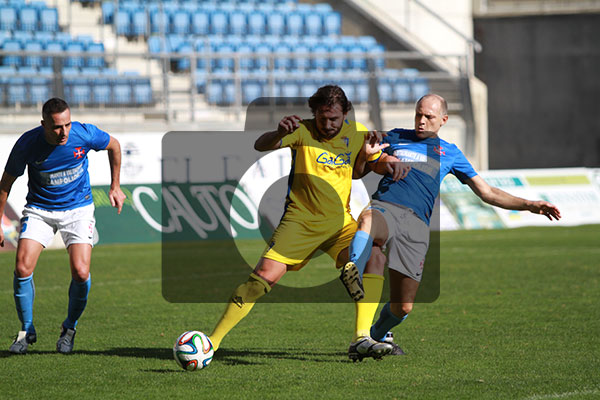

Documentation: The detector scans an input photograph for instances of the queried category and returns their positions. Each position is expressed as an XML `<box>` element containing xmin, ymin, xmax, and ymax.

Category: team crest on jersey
<box><xmin>73</xmin><ymin>147</ymin><xmax>85</xmax><ymax>159</ymax></box>
<box><xmin>341</xmin><ymin>136</ymin><xmax>349</xmax><ymax>147</ymax></box>
<box><xmin>433</xmin><ymin>145</ymin><xmax>445</xmax><ymax>156</ymax></box>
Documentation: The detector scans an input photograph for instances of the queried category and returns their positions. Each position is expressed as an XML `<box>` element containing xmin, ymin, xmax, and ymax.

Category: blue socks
<box><xmin>349</xmin><ymin>230</ymin><xmax>374</xmax><ymax>277</ymax></box>
<box><xmin>13</xmin><ymin>273</ymin><xmax>36</xmax><ymax>334</ymax></box>
<box><xmin>370</xmin><ymin>302</ymin><xmax>408</xmax><ymax>341</ymax></box>
<box><xmin>63</xmin><ymin>275</ymin><xmax>91</xmax><ymax>330</ymax></box>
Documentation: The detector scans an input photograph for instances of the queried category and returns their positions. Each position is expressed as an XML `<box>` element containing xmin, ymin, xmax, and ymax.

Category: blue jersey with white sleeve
<box><xmin>373</xmin><ymin>128</ymin><xmax>477</xmax><ymax>225</ymax></box>
<box><xmin>5</xmin><ymin>121</ymin><xmax>110</xmax><ymax>211</ymax></box>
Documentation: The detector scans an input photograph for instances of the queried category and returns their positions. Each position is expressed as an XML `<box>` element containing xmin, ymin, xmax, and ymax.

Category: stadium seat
<box><xmin>44</xmin><ymin>41</ymin><xmax>63</xmax><ymax>67</ymax></box>
<box><xmin>191</xmin><ymin>10</ymin><xmax>209</xmax><ymax>35</ymax></box>
<box><xmin>330</xmin><ymin>45</ymin><xmax>347</xmax><ymax>70</ymax></box>
<box><xmin>24</xmin><ymin>41</ymin><xmax>43</xmax><ymax>67</ymax></box>
<box><xmin>292</xmin><ymin>43</ymin><xmax>310</xmax><ymax>71</ymax></box>
<box><xmin>210</xmin><ymin>10</ymin><xmax>228</xmax><ymax>35</ymax></box>
<box><xmin>247</xmin><ymin>10</ymin><xmax>265</xmax><ymax>35</ymax></box>
<box><xmin>304</xmin><ymin>13</ymin><xmax>322</xmax><ymax>36</ymax></box>
<box><xmin>176</xmin><ymin>41</ymin><xmax>193</xmax><ymax>71</ymax></box>
<box><xmin>133</xmin><ymin>81</ymin><xmax>152</xmax><ymax>105</ymax></box>
<box><xmin>0</xmin><ymin>7</ymin><xmax>17</xmax><ymax>31</ymax></box>
<box><xmin>102</xmin><ymin>1</ymin><xmax>115</xmax><ymax>24</ymax></box>
<box><xmin>29</xmin><ymin>82</ymin><xmax>49</xmax><ymax>105</ymax></box>
<box><xmin>147</xmin><ymin>36</ymin><xmax>165</xmax><ymax>54</ymax></box>
<box><xmin>71</xmin><ymin>84</ymin><xmax>92</xmax><ymax>105</ymax></box>
<box><xmin>206</xmin><ymin>81</ymin><xmax>222</xmax><ymax>104</ymax></box>
<box><xmin>19</xmin><ymin>6</ymin><xmax>38</xmax><ymax>31</ymax></box>
<box><xmin>286</xmin><ymin>12</ymin><xmax>303</xmax><ymax>36</ymax></box>
<box><xmin>273</xmin><ymin>42</ymin><xmax>291</xmax><ymax>70</ymax></box>
<box><xmin>150</xmin><ymin>10</ymin><xmax>168</xmax><ymax>34</ymax></box>
<box><xmin>349</xmin><ymin>44</ymin><xmax>367</xmax><ymax>71</ymax></box>
<box><xmin>132</xmin><ymin>9</ymin><xmax>148</xmax><ymax>36</ymax></box>
<box><xmin>253</xmin><ymin>43</ymin><xmax>271</xmax><ymax>70</ymax></box>
<box><xmin>266</xmin><ymin>11</ymin><xmax>285</xmax><ymax>36</ymax></box>
<box><xmin>323</xmin><ymin>12</ymin><xmax>341</xmax><ymax>36</ymax></box>
<box><xmin>40</xmin><ymin>8</ymin><xmax>58</xmax><ymax>32</ymax></box>
<box><xmin>221</xmin><ymin>81</ymin><xmax>236</xmax><ymax>105</ymax></box>
<box><xmin>214</xmin><ymin>42</ymin><xmax>235</xmax><ymax>71</ymax></box>
<box><xmin>229</xmin><ymin>10</ymin><xmax>247</xmax><ymax>35</ymax></box>
<box><xmin>311</xmin><ymin>43</ymin><xmax>329</xmax><ymax>70</ymax></box>
<box><xmin>2</xmin><ymin>40</ymin><xmax>22</xmax><ymax>67</ymax></box>
<box><xmin>93</xmin><ymin>83</ymin><xmax>111</xmax><ymax>104</ymax></box>
<box><xmin>116</xmin><ymin>9</ymin><xmax>131</xmax><ymax>36</ymax></box>
<box><xmin>113</xmin><ymin>82</ymin><xmax>132</xmax><ymax>105</ymax></box>
<box><xmin>242</xmin><ymin>80</ymin><xmax>262</xmax><ymax>104</ymax></box>
<box><xmin>65</xmin><ymin>42</ymin><xmax>85</xmax><ymax>68</ymax></box>
<box><xmin>86</xmin><ymin>42</ymin><xmax>105</xmax><ymax>68</ymax></box>
<box><xmin>172</xmin><ymin>10</ymin><xmax>190</xmax><ymax>35</ymax></box>
<box><xmin>235</xmin><ymin>42</ymin><xmax>253</xmax><ymax>71</ymax></box>
<box><xmin>7</xmin><ymin>77</ymin><xmax>27</xmax><ymax>105</ymax></box>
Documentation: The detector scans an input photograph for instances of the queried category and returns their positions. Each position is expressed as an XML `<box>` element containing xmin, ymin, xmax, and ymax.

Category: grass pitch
<box><xmin>0</xmin><ymin>225</ymin><xmax>598</xmax><ymax>399</ymax></box>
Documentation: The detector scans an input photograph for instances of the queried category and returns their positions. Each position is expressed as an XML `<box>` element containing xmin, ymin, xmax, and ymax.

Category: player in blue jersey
<box><xmin>341</xmin><ymin>94</ymin><xmax>561</xmax><ymax>359</ymax></box>
<box><xmin>0</xmin><ymin>98</ymin><xmax>126</xmax><ymax>354</ymax></box>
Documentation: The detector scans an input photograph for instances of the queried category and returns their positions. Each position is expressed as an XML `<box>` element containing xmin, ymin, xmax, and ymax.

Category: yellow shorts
<box><xmin>262</xmin><ymin>217</ymin><xmax>358</xmax><ymax>271</ymax></box>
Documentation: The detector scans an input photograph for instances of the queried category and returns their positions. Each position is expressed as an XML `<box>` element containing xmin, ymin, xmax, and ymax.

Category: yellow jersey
<box><xmin>279</xmin><ymin>119</ymin><xmax>379</xmax><ymax>226</ymax></box>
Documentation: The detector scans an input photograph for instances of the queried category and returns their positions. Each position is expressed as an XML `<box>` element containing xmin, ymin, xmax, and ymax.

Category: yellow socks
<box><xmin>353</xmin><ymin>273</ymin><xmax>384</xmax><ymax>341</ymax></box>
<box><xmin>209</xmin><ymin>273</ymin><xmax>271</xmax><ymax>350</ymax></box>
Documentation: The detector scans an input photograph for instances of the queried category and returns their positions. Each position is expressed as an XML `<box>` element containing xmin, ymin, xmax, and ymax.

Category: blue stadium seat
<box><xmin>369</xmin><ymin>44</ymin><xmax>385</xmax><ymax>70</ymax></box>
<box><xmin>214</xmin><ymin>42</ymin><xmax>235</xmax><ymax>71</ymax></box>
<box><xmin>210</xmin><ymin>10</ymin><xmax>228</xmax><ymax>35</ymax></box>
<box><xmin>236</xmin><ymin>42</ymin><xmax>253</xmax><ymax>70</ymax></box>
<box><xmin>133</xmin><ymin>81</ymin><xmax>152</xmax><ymax>105</ymax></box>
<box><xmin>206</xmin><ymin>81</ymin><xmax>222</xmax><ymax>104</ymax></box>
<box><xmin>116</xmin><ymin>9</ymin><xmax>131</xmax><ymax>36</ymax></box>
<box><xmin>102</xmin><ymin>1</ymin><xmax>115</xmax><ymax>24</ymax></box>
<box><xmin>40</xmin><ymin>8</ymin><xmax>58</xmax><ymax>32</ymax></box>
<box><xmin>300</xmin><ymin>80</ymin><xmax>317</xmax><ymax>98</ymax></box>
<box><xmin>0</xmin><ymin>7</ymin><xmax>17</xmax><ymax>31</ymax></box>
<box><xmin>330</xmin><ymin>45</ymin><xmax>347</xmax><ymax>70</ymax></box>
<box><xmin>286</xmin><ymin>12</ymin><xmax>303</xmax><ymax>36</ymax></box>
<box><xmin>311</xmin><ymin>43</ymin><xmax>329</xmax><ymax>70</ymax></box>
<box><xmin>93</xmin><ymin>83</ymin><xmax>111</xmax><ymax>104</ymax></box>
<box><xmin>147</xmin><ymin>36</ymin><xmax>165</xmax><ymax>54</ymax></box>
<box><xmin>323</xmin><ymin>12</ymin><xmax>341</xmax><ymax>36</ymax></box>
<box><xmin>304</xmin><ymin>13</ymin><xmax>322</xmax><ymax>36</ymax></box>
<box><xmin>113</xmin><ymin>82</ymin><xmax>132</xmax><ymax>105</ymax></box>
<box><xmin>349</xmin><ymin>44</ymin><xmax>367</xmax><ymax>70</ymax></box>
<box><xmin>273</xmin><ymin>42</ymin><xmax>291</xmax><ymax>70</ymax></box>
<box><xmin>221</xmin><ymin>80</ymin><xmax>235</xmax><ymax>105</ymax></box>
<box><xmin>242</xmin><ymin>80</ymin><xmax>262</xmax><ymax>104</ymax></box>
<box><xmin>266</xmin><ymin>11</ymin><xmax>284</xmax><ymax>36</ymax></box>
<box><xmin>191</xmin><ymin>10</ymin><xmax>209</xmax><ymax>35</ymax></box>
<box><xmin>65</xmin><ymin>42</ymin><xmax>85</xmax><ymax>68</ymax></box>
<box><xmin>247</xmin><ymin>10</ymin><xmax>265</xmax><ymax>35</ymax></box>
<box><xmin>280</xmin><ymin>80</ymin><xmax>299</xmax><ymax>98</ymax></box>
<box><xmin>176</xmin><ymin>41</ymin><xmax>193</xmax><ymax>71</ymax></box>
<box><xmin>24</xmin><ymin>41</ymin><xmax>43</xmax><ymax>67</ymax></box>
<box><xmin>150</xmin><ymin>10</ymin><xmax>168</xmax><ymax>34</ymax></box>
<box><xmin>132</xmin><ymin>9</ymin><xmax>148</xmax><ymax>36</ymax></box>
<box><xmin>44</xmin><ymin>41</ymin><xmax>63</xmax><ymax>67</ymax></box>
<box><xmin>292</xmin><ymin>43</ymin><xmax>310</xmax><ymax>70</ymax></box>
<box><xmin>229</xmin><ymin>10</ymin><xmax>246</xmax><ymax>35</ymax></box>
<box><xmin>378</xmin><ymin>82</ymin><xmax>394</xmax><ymax>103</ymax></box>
<box><xmin>8</xmin><ymin>77</ymin><xmax>27</xmax><ymax>105</ymax></box>
<box><xmin>2</xmin><ymin>40</ymin><xmax>22</xmax><ymax>67</ymax></box>
<box><xmin>71</xmin><ymin>84</ymin><xmax>92</xmax><ymax>105</ymax></box>
<box><xmin>29</xmin><ymin>82</ymin><xmax>49</xmax><ymax>105</ymax></box>
<box><xmin>253</xmin><ymin>43</ymin><xmax>271</xmax><ymax>70</ymax></box>
<box><xmin>172</xmin><ymin>10</ymin><xmax>190</xmax><ymax>35</ymax></box>
<box><xmin>194</xmin><ymin>39</ymin><xmax>207</xmax><ymax>69</ymax></box>
<box><xmin>86</xmin><ymin>42</ymin><xmax>105</xmax><ymax>68</ymax></box>
<box><xmin>19</xmin><ymin>6</ymin><xmax>38</xmax><ymax>31</ymax></box>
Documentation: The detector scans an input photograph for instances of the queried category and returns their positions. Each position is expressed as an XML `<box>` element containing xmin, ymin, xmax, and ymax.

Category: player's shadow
<box><xmin>216</xmin><ymin>348</ymin><xmax>346</xmax><ymax>365</ymax></box>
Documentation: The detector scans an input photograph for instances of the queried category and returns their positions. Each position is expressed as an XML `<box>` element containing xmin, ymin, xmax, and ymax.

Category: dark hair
<box><xmin>42</xmin><ymin>98</ymin><xmax>70</xmax><ymax>120</ymax></box>
<box><xmin>308</xmin><ymin>85</ymin><xmax>352</xmax><ymax>114</ymax></box>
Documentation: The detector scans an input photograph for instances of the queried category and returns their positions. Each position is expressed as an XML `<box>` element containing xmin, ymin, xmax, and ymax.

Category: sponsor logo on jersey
<box><xmin>433</xmin><ymin>145</ymin><xmax>445</xmax><ymax>156</ymax></box>
<box><xmin>316</xmin><ymin>151</ymin><xmax>352</xmax><ymax>167</ymax></box>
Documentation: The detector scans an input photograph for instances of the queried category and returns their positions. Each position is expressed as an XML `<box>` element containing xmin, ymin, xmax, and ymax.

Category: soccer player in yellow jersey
<box><xmin>208</xmin><ymin>85</ymin><xmax>405</xmax><ymax>360</ymax></box>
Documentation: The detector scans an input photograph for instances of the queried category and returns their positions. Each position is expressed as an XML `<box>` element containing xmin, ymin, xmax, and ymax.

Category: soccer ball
<box><xmin>173</xmin><ymin>331</ymin><xmax>214</xmax><ymax>371</ymax></box>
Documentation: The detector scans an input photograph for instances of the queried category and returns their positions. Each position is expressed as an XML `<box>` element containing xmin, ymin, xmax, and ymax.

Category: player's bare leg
<box><xmin>10</xmin><ymin>239</ymin><xmax>44</xmax><ymax>354</ymax></box>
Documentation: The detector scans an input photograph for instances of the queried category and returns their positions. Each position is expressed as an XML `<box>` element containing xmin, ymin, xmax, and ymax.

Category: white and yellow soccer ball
<box><xmin>173</xmin><ymin>331</ymin><xmax>214</xmax><ymax>371</ymax></box>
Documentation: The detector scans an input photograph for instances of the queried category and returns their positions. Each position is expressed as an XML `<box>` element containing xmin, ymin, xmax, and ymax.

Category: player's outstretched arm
<box><xmin>0</xmin><ymin>171</ymin><xmax>17</xmax><ymax>247</ymax></box>
<box><xmin>466</xmin><ymin>175</ymin><xmax>561</xmax><ymax>220</ymax></box>
<box><xmin>254</xmin><ymin>115</ymin><xmax>302</xmax><ymax>151</ymax></box>
<box><xmin>105</xmin><ymin>136</ymin><xmax>126</xmax><ymax>214</ymax></box>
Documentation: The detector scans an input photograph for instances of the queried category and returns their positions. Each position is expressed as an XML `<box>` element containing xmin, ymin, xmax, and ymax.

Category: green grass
<box><xmin>1</xmin><ymin>225</ymin><xmax>599</xmax><ymax>399</ymax></box>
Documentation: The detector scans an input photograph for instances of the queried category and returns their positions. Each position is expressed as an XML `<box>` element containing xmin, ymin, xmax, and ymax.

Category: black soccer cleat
<box><xmin>340</xmin><ymin>262</ymin><xmax>365</xmax><ymax>301</ymax></box>
<box><xmin>348</xmin><ymin>336</ymin><xmax>393</xmax><ymax>362</ymax></box>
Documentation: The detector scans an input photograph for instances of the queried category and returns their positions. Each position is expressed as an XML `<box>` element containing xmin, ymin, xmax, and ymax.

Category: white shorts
<box><xmin>367</xmin><ymin>200</ymin><xmax>430</xmax><ymax>282</ymax></box>
<box><xmin>19</xmin><ymin>204</ymin><xmax>96</xmax><ymax>248</ymax></box>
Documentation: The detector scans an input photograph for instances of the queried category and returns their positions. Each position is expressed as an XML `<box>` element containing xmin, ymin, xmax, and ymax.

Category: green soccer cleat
<box><xmin>348</xmin><ymin>336</ymin><xmax>393</xmax><ymax>362</ymax></box>
<box><xmin>340</xmin><ymin>262</ymin><xmax>365</xmax><ymax>301</ymax></box>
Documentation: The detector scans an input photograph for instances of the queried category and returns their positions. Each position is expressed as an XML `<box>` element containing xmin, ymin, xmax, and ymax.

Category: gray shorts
<box><xmin>367</xmin><ymin>200</ymin><xmax>430</xmax><ymax>282</ymax></box>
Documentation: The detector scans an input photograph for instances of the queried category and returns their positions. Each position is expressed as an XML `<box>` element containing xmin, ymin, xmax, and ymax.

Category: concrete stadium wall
<box><xmin>474</xmin><ymin>13</ymin><xmax>600</xmax><ymax>169</ymax></box>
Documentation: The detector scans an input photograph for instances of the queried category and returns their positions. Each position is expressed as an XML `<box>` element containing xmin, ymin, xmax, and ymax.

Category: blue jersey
<box><xmin>5</xmin><ymin>121</ymin><xmax>110</xmax><ymax>211</ymax></box>
<box><xmin>373</xmin><ymin>128</ymin><xmax>477</xmax><ymax>225</ymax></box>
